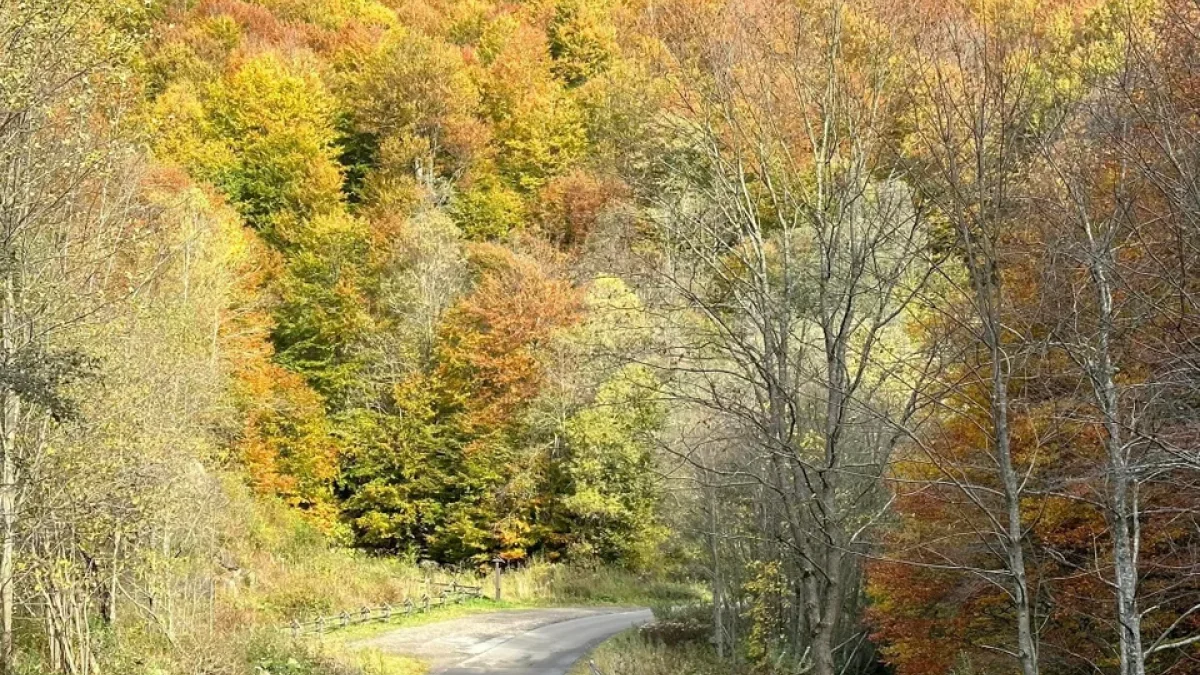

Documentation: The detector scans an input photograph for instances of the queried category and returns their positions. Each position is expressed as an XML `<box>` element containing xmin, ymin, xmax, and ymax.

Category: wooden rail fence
<box><xmin>287</xmin><ymin>581</ymin><xmax>484</xmax><ymax>638</ymax></box>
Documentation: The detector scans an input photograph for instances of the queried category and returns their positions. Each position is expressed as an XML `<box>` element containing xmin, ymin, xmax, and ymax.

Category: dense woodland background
<box><xmin>1</xmin><ymin>0</ymin><xmax>1199</xmax><ymax>673</ymax></box>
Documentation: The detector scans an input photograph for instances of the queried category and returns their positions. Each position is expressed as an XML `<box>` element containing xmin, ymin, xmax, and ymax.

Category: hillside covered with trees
<box><xmin>2</xmin><ymin>0</ymin><xmax>1199</xmax><ymax>673</ymax></box>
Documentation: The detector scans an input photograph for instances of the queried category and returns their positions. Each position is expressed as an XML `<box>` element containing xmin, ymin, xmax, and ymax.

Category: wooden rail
<box><xmin>287</xmin><ymin>582</ymin><xmax>485</xmax><ymax>638</ymax></box>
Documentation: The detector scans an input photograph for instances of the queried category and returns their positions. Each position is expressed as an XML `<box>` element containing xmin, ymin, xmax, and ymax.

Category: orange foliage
<box><xmin>532</xmin><ymin>169</ymin><xmax>629</xmax><ymax>250</ymax></box>
<box><xmin>435</xmin><ymin>243</ymin><xmax>582</xmax><ymax>432</ymax></box>
<box><xmin>218</xmin><ymin>210</ymin><xmax>341</xmax><ymax>528</ymax></box>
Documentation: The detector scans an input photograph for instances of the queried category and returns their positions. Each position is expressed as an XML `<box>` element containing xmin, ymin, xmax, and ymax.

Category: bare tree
<box><xmin>1021</xmin><ymin>10</ymin><xmax>1200</xmax><ymax>663</ymax></box>
<box><xmin>1030</xmin><ymin>68</ymin><xmax>1152</xmax><ymax>675</ymax></box>
<box><xmin>638</xmin><ymin>1</ymin><xmax>934</xmax><ymax>671</ymax></box>
<box><xmin>889</xmin><ymin>5</ymin><xmax>1083</xmax><ymax>675</ymax></box>
<box><xmin>1043</xmin><ymin>5</ymin><xmax>1200</xmax><ymax>671</ymax></box>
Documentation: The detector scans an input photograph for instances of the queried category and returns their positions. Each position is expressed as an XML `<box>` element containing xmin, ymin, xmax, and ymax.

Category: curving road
<box><xmin>352</xmin><ymin>607</ymin><xmax>652</xmax><ymax>675</ymax></box>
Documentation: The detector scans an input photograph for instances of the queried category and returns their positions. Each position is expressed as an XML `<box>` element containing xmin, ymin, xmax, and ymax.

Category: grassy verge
<box><xmin>567</xmin><ymin>629</ymin><xmax>739</xmax><ymax>675</ymax></box>
<box><xmin>317</xmin><ymin>597</ymin><xmax>524</xmax><ymax>643</ymax></box>
<box><xmin>500</xmin><ymin>563</ymin><xmax>703</xmax><ymax>608</ymax></box>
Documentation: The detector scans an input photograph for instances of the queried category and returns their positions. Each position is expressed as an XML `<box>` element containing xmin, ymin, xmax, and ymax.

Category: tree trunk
<box><xmin>1086</xmin><ymin>225</ymin><xmax>1145</xmax><ymax>675</ymax></box>
<box><xmin>707</xmin><ymin>482</ymin><xmax>725</xmax><ymax>659</ymax></box>
<box><xmin>1</xmin><ymin>270</ymin><xmax>19</xmax><ymax>675</ymax></box>
<box><xmin>103</xmin><ymin>527</ymin><xmax>121</xmax><ymax>627</ymax></box>
<box><xmin>812</xmin><ymin>549</ymin><xmax>842</xmax><ymax>675</ymax></box>
<box><xmin>0</xmin><ymin>403</ymin><xmax>14</xmax><ymax>675</ymax></box>
<box><xmin>989</xmin><ymin>323</ymin><xmax>1039</xmax><ymax>675</ymax></box>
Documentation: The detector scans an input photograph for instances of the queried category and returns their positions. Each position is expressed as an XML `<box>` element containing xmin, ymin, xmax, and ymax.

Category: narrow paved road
<box><xmin>440</xmin><ymin>609</ymin><xmax>651</xmax><ymax>675</ymax></box>
<box><xmin>352</xmin><ymin>607</ymin><xmax>652</xmax><ymax>675</ymax></box>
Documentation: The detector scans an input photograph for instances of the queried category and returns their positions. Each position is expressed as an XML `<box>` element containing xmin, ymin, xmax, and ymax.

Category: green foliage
<box><xmin>494</xmin><ymin>92</ymin><xmax>589</xmax><ymax>193</ymax></box>
<box><xmin>536</xmin><ymin>564</ymin><xmax>703</xmax><ymax>606</ymax></box>
<box><xmin>18</xmin><ymin>0</ymin><xmax>1200</xmax><ymax>674</ymax></box>
<box><xmin>339</xmin><ymin>27</ymin><xmax>485</xmax><ymax>207</ymax></box>
<box><xmin>450</xmin><ymin>177</ymin><xmax>526</xmax><ymax>239</ymax></box>
<box><xmin>548</xmin><ymin>0</ymin><xmax>618</xmax><ymax>86</ymax></box>
<box><xmin>246</xmin><ymin>632</ymin><xmax>361</xmax><ymax>675</ymax></box>
<box><xmin>558</xmin><ymin>365</ymin><xmax>666</xmax><ymax>565</ymax></box>
<box><xmin>339</xmin><ymin>380</ymin><xmax>458</xmax><ymax>553</ymax></box>
<box><xmin>271</xmin><ymin>211</ymin><xmax>375</xmax><ymax>403</ymax></box>
<box><xmin>522</xmin><ymin>277</ymin><xmax>668</xmax><ymax>566</ymax></box>
<box><xmin>181</xmin><ymin>52</ymin><xmax>345</xmax><ymax>234</ymax></box>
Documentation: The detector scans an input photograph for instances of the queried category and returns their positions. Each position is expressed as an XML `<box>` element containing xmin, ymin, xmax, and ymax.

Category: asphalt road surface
<box><xmin>352</xmin><ymin>607</ymin><xmax>652</xmax><ymax>675</ymax></box>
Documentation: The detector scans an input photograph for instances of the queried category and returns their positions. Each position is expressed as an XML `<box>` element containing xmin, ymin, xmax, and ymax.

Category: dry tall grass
<box><xmin>571</xmin><ymin>629</ymin><xmax>740</xmax><ymax>675</ymax></box>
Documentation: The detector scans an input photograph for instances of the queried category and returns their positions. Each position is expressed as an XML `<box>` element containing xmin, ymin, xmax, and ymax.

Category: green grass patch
<box><xmin>316</xmin><ymin>597</ymin><xmax>528</xmax><ymax>642</ymax></box>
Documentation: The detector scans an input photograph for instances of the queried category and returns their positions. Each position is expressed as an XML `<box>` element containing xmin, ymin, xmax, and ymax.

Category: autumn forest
<box><xmin>1</xmin><ymin>0</ymin><xmax>1199</xmax><ymax>673</ymax></box>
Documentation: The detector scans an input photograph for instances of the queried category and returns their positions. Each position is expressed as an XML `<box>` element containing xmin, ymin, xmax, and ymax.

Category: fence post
<box><xmin>382</xmin><ymin>603</ymin><xmax>392</xmax><ymax>622</ymax></box>
<box><xmin>492</xmin><ymin>557</ymin><xmax>503</xmax><ymax>602</ymax></box>
<box><xmin>422</xmin><ymin>594</ymin><xmax>430</xmax><ymax>612</ymax></box>
<box><xmin>361</xmin><ymin>606</ymin><xmax>371</xmax><ymax>624</ymax></box>
<box><xmin>405</xmin><ymin>598</ymin><xmax>414</xmax><ymax>615</ymax></box>
<box><xmin>340</xmin><ymin>611</ymin><xmax>350</xmax><ymax>628</ymax></box>
<box><xmin>316</xmin><ymin>615</ymin><xmax>326</xmax><ymax>634</ymax></box>
<box><xmin>291</xmin><ymin>619</ymin><xmax>301</xmax><ymax>639</ymax></box>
